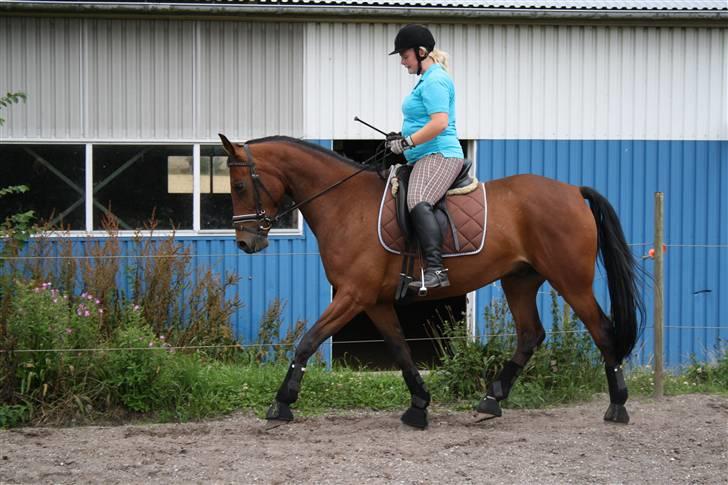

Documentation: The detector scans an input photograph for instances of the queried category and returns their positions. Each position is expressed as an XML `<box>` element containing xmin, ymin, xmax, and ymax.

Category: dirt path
<box><xmin>1</xmin><ymin>394</ymin><xmax>726</xmax><ymax>484</ymax></box>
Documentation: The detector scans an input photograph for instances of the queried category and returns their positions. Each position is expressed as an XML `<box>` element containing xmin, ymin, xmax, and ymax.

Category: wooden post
<box><xmin>654</xmin><ymin>192</ymin><xmax>665</xmax><ymax>399</ymax></box>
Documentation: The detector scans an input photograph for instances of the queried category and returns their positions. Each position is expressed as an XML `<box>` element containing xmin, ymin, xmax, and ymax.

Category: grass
<box><xmin>4</xmin><ymin>354</ymin><xmax>725</xmax><ymax>428</ymax></box>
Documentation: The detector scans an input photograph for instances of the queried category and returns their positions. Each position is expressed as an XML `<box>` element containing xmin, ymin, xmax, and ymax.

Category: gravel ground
<box><xmin>1</xmin><ymin>393</ymin><xmax>726</xmax><ymax>484</ymax></box>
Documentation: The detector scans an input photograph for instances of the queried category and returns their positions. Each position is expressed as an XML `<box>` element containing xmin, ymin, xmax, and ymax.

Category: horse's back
<box><xmin>484</xmin><ymin>173</ymin><xmax>587</xmax><ymax>217</ymax></box>
<box><xmin>483</xmin><ymin>173</ymin><xmax>597</xmax><ymax>266</ymax></box>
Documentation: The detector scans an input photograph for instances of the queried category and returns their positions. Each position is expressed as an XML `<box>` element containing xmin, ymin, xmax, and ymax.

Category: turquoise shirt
<box><xmin>401</xmin><ymin>63</ymin><xmax>463</xmax><ymax>163</ymax></box>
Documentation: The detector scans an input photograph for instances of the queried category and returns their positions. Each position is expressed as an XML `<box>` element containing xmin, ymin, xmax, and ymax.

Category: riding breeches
<box><xmin>406</xmin><ymin>153</ymin><xmax>465</xmax><ymax>211</ymax></box>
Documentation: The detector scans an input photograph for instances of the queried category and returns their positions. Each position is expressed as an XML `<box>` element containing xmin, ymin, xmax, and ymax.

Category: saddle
<box><xmin>377</xmin><ymin>162</ymin><xmax>488</xmax><ymax>300</ymax></box>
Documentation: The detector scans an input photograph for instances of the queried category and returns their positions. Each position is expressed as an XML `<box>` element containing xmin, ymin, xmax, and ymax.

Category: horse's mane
<box><xmin>247</xmin><ymin>136</ymin><xmax>382</xmax><ymax>172</ymax></box>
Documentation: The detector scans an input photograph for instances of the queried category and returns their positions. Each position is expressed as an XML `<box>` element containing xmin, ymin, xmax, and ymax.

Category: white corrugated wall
<box><xmin>304</xmin><ymin>22</ymin><xmax>727</xmax><ymax>141</ymax></box>
<box><xmin>2</xmin><ymin>17</ymin><xmax>725</xmax><ymax>142</ymax></box>
<box><xmin>0</xmin><ymin>17</ymin><xmax>84</xmax><ymax>139</ymax></box>
<box><xmin>0</xmin><ymin>17</ymin><xmax>304</xmax><ymax>141</ymax></box>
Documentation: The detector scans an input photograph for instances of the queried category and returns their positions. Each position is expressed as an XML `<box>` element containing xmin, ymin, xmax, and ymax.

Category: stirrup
<box><xmin>418</xmin><ymin>268</ymin><xmax>428</xmax><ymax>296</ymax></box>
<box><xmin>409</xmin><ymin>268</ymin><xmax>449</xmax><ymax>296</ymax></box>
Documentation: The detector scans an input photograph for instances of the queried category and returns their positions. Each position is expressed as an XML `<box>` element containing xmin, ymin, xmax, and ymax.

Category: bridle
<box><xmin>227</xmin><ymin>143</ymin><xmax>390</xmax><ymax>236</ymax></box>
<box><xmin>227</xmin><ymin>144</ymin><xmax>277</xmax><ymax>235</ymax></box>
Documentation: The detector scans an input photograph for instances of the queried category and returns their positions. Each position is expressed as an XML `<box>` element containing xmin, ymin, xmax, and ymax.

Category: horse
<box><xmin>218</xmin><ymin>134</ymin><xmax>644</xmax><ymax>429</ymax></box>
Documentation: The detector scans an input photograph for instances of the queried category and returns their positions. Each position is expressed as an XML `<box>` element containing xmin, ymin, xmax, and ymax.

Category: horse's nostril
<box><xmin>238</xmin><ymin>241</ymin><xmax>248</xmax><ymax>251</ymax></box>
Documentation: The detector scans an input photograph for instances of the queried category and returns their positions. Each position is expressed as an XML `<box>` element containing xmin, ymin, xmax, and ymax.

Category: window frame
<box><xmin>0</xmin><ymin>140</ymin><xmax>304</xmax><ymax>238</ymax></box>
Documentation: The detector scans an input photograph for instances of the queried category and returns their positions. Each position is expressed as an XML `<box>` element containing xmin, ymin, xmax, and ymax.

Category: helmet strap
<box><xmin>415</xmin><ymin>46</ymin><xmax>428</xmax><ymax>75</ymax></box>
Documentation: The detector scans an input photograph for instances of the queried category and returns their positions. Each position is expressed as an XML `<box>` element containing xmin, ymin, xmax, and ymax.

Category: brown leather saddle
<box><xmin>377</xmin><ymin>161</ymin><xmax>487</xmax><ymax>301</ymax></box>
<box><xmin>378</xmin><ymin>160</ymin><xmax>487</xmax><ymax>257</ymax></box>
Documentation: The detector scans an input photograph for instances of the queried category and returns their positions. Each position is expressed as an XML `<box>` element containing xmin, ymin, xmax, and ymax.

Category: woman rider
<box><xmin>386</xmin><ymin>24</ymin><xmax>465</xmax><ymax>292</ymax></box>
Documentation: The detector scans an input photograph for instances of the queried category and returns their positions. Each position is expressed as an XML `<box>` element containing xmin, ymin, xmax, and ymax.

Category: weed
<box><xmin>430</xmin><ymin>291</ymin><xmax>604</xmax><ymax>408</ymax></box>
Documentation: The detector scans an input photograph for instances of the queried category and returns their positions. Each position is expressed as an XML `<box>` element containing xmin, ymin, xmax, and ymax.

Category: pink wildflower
<box><xmin>65</xmin><ymin>328</ymin><xmax>73</xmax><ymax>334</ymax></box>
<box><xmin>84</xmin><ymin>310</ymin><xmax>91</xmax><ymax>317</ymax></box>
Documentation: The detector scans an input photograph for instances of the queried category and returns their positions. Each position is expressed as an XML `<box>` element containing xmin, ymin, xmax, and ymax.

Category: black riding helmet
<box><xmin>389</xmin><ymin>24</ymin><xmax>436</xmax><ymax>56</ymax></box>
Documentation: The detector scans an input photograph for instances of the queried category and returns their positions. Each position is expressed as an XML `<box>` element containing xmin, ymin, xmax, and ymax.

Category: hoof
<box><xmin>264</xmin><ymin>419</ymin><xmax>291</xmax><ymax>431</ymax></box>
<box><xmin>476</xmin><ymin>396</ymin><xmax>502</xmax><ymax>418</ymax></box>
<box><xmin>401</xmin><ymin>406</ymin><xmax>428</xmax><ymax>429</ymax></box>
<box><xmin>266</xmin><ymin>400</ymin><xmax>294</xmax><ymax>427</ymax></box>
<box><xmin>603</xmin><ymin>403</ymin><xmax>630</xmax><ymax>424</ymax></box>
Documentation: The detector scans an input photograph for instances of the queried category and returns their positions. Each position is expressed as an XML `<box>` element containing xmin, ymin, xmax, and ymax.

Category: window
<box><xmin>200</xmin><ymin>145</ymin><xmax>231</xmax><ymax>230</ymax></box>
<box><xmin>200</xmin><ymin>145</ymin><xmax>298</xmax><ymax>231</ymax></box>
<box><xmin>0</xmin><ymin>144</ymin><xmax>85</xmax><ymax>230</ymax></box>
<box><xmin>1</xmin><ymin>143</ymin><xmax>301</xmax><ymax>234</ymax></box>
<box><xmin>93</xmin><ymin>145</ymin><xmax>192</xmax><ymax>230</ymax></box>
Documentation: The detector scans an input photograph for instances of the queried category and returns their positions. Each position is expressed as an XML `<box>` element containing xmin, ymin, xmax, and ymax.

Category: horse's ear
<box><xmin>218</xmin><ymin>133</ymin><xmax>240</xmax><ymax>157</ymax></box>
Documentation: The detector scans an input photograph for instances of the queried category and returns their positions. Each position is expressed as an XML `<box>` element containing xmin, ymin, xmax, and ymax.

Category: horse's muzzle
<box><xmin>237</xmin><ymin>236</ymin><xmax>269</xmax><ymax>254</ymax></box>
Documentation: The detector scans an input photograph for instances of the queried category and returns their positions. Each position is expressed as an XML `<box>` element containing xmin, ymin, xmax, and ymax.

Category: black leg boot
<box><xmin>408</xmin><ymin>202</ymin><xmax>450</xmax><ymax>294</ymax></box>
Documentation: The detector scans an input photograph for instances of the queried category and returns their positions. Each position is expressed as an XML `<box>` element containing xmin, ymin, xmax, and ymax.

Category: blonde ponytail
<box><xmin>428</xmin><ymin>48</ymin><xmax>449</xmax><ymax>71</ymax></box>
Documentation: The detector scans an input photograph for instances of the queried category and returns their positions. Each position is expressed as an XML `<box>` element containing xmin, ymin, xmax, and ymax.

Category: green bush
<box><xmin>102</xmin><ymin>310</ymin><xmax>170</xmax><ymax>413</ymax></box>
<box><xmin>5</xmin><ymin>282</ymin><xmax>102</xmax><ymax>410</ymax></box>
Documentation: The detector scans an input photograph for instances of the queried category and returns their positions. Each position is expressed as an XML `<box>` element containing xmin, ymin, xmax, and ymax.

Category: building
<box><xmin>1</xmin><ymin>0</ymin><xmax>726</xmax><ymax>367</ymax></box>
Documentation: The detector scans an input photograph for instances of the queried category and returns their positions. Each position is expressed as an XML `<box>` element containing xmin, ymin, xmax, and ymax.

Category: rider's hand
<box><xmin>386</xmin><ymin>134</ymin><xmax>414</xmax><ymax>155</ymax></box>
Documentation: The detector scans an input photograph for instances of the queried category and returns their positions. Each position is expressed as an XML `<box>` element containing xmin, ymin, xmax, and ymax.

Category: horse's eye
<box><xmin>233</xmin><ymin>181</ymin><xmax>246</xmax><ymax>193</ymax></box>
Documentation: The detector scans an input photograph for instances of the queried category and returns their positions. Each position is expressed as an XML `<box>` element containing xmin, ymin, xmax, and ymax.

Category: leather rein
<box><xmin>227</xmin><ymin>143</ymin><xmax>387</xmax><ymax>235</ymax></box>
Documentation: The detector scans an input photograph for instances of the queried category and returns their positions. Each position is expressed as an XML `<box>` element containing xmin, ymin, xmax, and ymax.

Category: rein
<box><xmin>227</xmin><ymin>142</ymin><xmax>391</xmax><ymax>234</ymax></box>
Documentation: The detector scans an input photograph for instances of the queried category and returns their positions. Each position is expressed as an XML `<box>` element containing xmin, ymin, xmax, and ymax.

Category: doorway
<box><xmin>332</xmin><ymin>295</ymin><xmax>467</xmax><ymax>369</ymax></box>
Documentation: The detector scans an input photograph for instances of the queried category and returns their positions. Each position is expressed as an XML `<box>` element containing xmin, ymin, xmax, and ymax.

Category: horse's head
<box><xmin>219</xmin><ymin>133</ymin><xmax>287</xmax><ymax>254</ymax></box>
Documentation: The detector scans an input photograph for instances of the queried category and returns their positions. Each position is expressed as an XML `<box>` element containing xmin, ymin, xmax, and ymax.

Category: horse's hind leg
<box><xmin>366</xmin><ymin>304</ymin><xmax>430</xmax><ymax>429</ymax></box>
<box><xmin>477</xmin><ymin>272</ymin><xmax>545</xmax><ymax>418</ymax></box>
<box><xmin>558</xmin><ymin>287</ymin><xmax>630</xmax><ymax>424</ymax></box>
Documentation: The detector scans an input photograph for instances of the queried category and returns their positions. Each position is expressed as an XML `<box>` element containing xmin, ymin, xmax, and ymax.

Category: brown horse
<box><xmin>219</xmin><ymin>134</ymin><xmax>643</xmax><ymax>429</ymax></box>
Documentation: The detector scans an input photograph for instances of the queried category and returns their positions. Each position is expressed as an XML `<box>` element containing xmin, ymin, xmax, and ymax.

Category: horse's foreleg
<box><xmin>265</xmin><ymin>291</ymin><xmax>363</xmax><ymax>427</ymax></box>
<box><xmin>478</xmin><ymin>273</ymin><xmax>545</xmax><ymax>418</ymax></box>
<box><xmin>366</xmin><ymin>304</ymin><xmax>430</xmax><ymax>429</ymax></box>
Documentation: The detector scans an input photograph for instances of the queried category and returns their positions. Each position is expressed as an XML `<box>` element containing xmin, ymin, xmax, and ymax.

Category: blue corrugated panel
<box><xmin>476</xmin><ymin>140</ymin><xmax>728</xmax><ymax>368</ymax></box>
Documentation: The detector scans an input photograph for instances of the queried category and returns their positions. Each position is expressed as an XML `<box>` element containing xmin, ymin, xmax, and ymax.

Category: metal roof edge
<box><xmin>1</xmin><ymin>2</ymin><xmax>727</xmax><ymax>24</ymax></box>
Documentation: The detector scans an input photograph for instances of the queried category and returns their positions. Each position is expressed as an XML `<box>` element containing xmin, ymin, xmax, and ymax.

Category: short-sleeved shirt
<box><xmin>401</xmin><ymin>63</ymin><xmax>463</xmax><ymax>164</ymax></box>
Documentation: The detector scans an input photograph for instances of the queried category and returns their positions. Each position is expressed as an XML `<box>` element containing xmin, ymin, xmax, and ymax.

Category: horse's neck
<box><xmin>277</xmin><ymin>144</ymin><xmax>382</xmax><ymax>238</ymax></box>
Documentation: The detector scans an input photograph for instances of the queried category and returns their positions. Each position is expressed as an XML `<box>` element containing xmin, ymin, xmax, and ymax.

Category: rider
<box><xmin>386</xmin><ymin>24</ymin><xmax>465</xmax><ymax>292</ymax></box>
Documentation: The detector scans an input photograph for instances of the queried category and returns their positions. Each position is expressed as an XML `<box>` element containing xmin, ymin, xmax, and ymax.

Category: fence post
<box><xmin>654</xmin><ymin>192</ymin><xmax>665</xmax><ymax>399</ymax></box>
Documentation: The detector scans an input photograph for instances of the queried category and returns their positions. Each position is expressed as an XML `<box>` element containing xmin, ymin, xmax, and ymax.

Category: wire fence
<box><xmin>1</xmin><ymin>241</ymin><xmax>724</xmax><ymax>361</ymax></box>
<box><xmin>1</xmin><ymin>324</ymin><xmax>723</xmax><ymax>354</ymax></box>
<box><xmin>0</xmin><ymin>243</ymin><xmax>726</xmax><ymax>261</ymax></box>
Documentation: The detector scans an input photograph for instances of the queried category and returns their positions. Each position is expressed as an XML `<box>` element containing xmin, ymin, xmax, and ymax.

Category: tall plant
<box><xmin>1</xmin><ymin>91</ymin><xmax>30</xmax><ymax>403</ymax></box>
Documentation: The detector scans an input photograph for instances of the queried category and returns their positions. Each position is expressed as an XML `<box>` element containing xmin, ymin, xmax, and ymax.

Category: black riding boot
<box><xmin>408</xmin><ymin>202</ymin><xmax>450</xmax><ymax>293</ymax></box>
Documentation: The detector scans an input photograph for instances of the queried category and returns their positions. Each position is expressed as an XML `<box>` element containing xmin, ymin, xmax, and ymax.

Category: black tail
<box><xmin>581</xmin><ymin>187</ymin><xmax>645</xmax><ymax>363</ymax></box>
